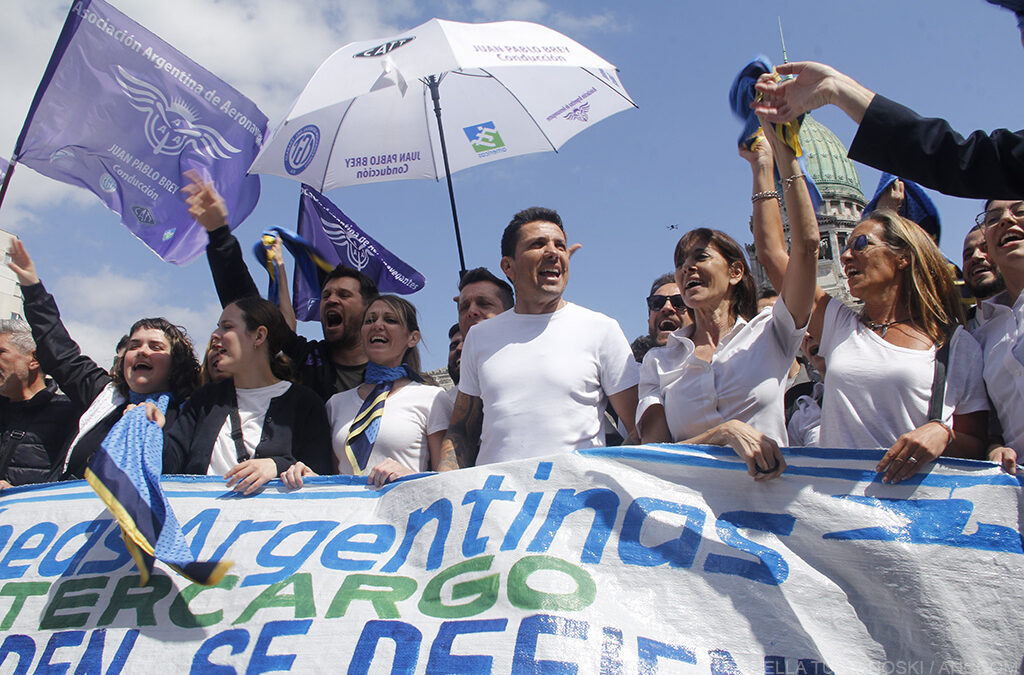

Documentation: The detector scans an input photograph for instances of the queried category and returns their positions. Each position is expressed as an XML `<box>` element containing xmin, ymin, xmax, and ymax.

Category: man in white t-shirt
<box><xmin>437</xmin><ymin>207</ymin><xmax>639</xmax><ymax>469</ymax></box>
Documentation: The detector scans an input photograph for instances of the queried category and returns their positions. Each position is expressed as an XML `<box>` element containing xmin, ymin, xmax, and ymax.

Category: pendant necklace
<box><xmin>866</xmin><ymin>318</ymin><xmax>910</xmax><ymax>337</ymax></box>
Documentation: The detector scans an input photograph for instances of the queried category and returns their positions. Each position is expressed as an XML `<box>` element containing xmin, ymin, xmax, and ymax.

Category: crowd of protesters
<box><xmin>2</xmin><ymin>58</ymin><xmax>1024</xmax><ymax>493</ymax></box>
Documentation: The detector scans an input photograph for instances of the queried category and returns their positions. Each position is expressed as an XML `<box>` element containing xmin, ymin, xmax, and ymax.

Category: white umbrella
<box><xmin>250</xmin><ymin>17</ymin><xmax>636</xmax><ymax>272</ymax></box>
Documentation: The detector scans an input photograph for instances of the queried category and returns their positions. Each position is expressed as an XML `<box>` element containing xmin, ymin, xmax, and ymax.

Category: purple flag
<box><xmin>0</xmin><ymin>157</ymin><xmax>8</xmax><ymax>185</ymax></box>
<box><xmin>12</xmin><ymin>0</ymin><xmax>267</xmax><ymax>264</ymax></box>
<box><xmin>295</xmin><ymin>185</ymin><xmax>425</xmax><ymax>320</ymax></box>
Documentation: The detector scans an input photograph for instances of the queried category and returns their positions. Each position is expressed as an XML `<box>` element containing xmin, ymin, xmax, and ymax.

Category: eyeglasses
<box><xmin>647</xmin><ymin>294</ymin><xmax>685</xmax><ymax>312</ymax></box>
<box><xmin>975</xmin><ymin>201</ymin><xmax>1024</xmax><ymax>228</ymax></box>
<box><xmin>841</xmin><ymin>234</ymin><xmax>877</xmax><ymax>255</ymax></box>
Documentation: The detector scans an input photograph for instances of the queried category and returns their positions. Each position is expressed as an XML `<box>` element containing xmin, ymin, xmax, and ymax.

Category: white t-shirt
<box><xmin>637</xmin><ymin>298</ymin><xmax>805</xmax><ymax>447</ymax></box>
<box><xmin>970</xmin><ymin>290</ymin><xmax>1024</xmax><ymax>453</ymax></box>
<box><xmin>208</xmin><ymin>380</ymin><xmax>292</xmax><ymax>476</ymax></box>
<box><xmin>788</xmin><ymin>390</ymin><xmax>822</xmax><ymax>447</ymax></box>
<box><xmin>459</xmin><ymin>303</ymin><xmax>638</xmax><ymax>465</ymax></box>
<box><xmin>818</xmin><ymin>298</ymin><xmax>988</xmax><ymax>449</ymax></box>
<box><xmin>326</xmin><ymin>381</ymin><xmax>447</xmax><ymax>474</ymax></box>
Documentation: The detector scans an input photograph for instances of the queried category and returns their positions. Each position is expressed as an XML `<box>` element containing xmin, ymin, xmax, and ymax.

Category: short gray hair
<box><xmin>0</xmin><ymin>319</ymin><xmax>35</xmax><ymax>354</ymax></box>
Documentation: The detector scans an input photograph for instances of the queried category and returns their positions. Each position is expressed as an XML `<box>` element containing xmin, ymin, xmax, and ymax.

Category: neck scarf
<box><xmin>343</xmin><ymin>362</ymin><xmax>419</xmax><ymax>475</ymax></box>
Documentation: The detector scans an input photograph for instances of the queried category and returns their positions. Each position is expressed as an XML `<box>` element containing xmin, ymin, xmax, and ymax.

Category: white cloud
<box><xmin>51</xmin><ymin>268</ymin><xmax>221</xmax><ymax>364</ymax></box>
<box><xmin>0</xmin><ymin>0</ymin><xmax>426</xmax><ymax>217</ymax></box>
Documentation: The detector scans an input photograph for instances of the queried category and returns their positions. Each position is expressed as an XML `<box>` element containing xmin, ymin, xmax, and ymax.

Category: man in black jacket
<box><xmin>0</xmin><ymin>319</ymin><xmax>79</xmax><ymax>488</ymax></box>
<box><xmin>753</xmin><ymin>61</ymin><xmax>1024</xmax><ymax>200</ymax></box>
<box><xmin>184</xmin><ymin>172</ymin><xmax>378</xmax><ymax>402</ymax></box>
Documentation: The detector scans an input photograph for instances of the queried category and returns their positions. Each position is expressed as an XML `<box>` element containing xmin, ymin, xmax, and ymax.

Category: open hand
<box><xmin>225</xmin><ymin>457</ymin><xmax>278</xmax><ymax>495</ymax></box>
<box><xmin>7</xmin><ymin>239</ymin><xmax>39</xmax><ymax>286</ymax></box>
<box><xmin>182</xmin><ymin>170</ymin><xmax>228</xmax><ymax>232</ymax></box>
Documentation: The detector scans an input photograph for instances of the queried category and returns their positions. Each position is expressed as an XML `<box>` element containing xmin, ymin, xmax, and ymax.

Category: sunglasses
<box><xmin>647</xmin><ymin>294</ymin><xmax>685</xmax><ymax>311</ymax></box>
<box><xmin>842</xmin><ymin>234</ymin><xmax>877</xmax><ymax>255</ymax></box>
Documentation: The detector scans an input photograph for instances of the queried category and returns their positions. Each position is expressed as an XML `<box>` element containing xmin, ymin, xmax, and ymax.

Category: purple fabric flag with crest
<box><xmin>11</xmin><ymin>0</ymin><xmax>267</xmax><ymax>264</ymax></box>
<box><xmin>0</xmin><ymin>157</ymin><xmax>8</xmax><ymax>185</ymax></box>
<box><xmin>294</xmin><ymin>185</ymin><xmax>425</xmax><ymax>321</ymax></box>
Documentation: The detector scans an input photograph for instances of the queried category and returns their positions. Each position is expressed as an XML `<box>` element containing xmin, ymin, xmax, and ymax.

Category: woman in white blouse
<box><xmin>637</xmin><ymin>119</ymin><xmax>820</xmax><ymax>479</ymax></box>
<box><xmin>284</xmin><ymin>295</ymin><xmax>448</xmax><ymax>488</ymax></box>
<box><xmin>752</xmin><ymin>93</ymin><xmax>988</xmax><ymax>483</ymax></box>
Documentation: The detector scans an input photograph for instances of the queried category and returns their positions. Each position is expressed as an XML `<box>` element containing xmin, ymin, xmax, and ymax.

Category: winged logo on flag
<box><xmin>563</xmin><ymin>102</ymin><xmax>590</xmax><ymax>122</ymax></box>
<box><xmin>114</xmin><ymin>65</ymin><xmax>241</xmax><ymax>158</ymax></box>
<box><xmin>321</xmin><ymin>218</ymin><xmax>372</xmax><ymax>270</ymax></box>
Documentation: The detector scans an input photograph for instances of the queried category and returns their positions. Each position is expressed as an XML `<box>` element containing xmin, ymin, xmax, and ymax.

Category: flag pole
<box><xmin>0</xmin><ymin>161</ymin><xmax>16</xmax><ymax>213</ymax></box>
<box><xmin>778</xmin><ymin>17</ymin><xmax>789</xmax><ymax>64</ymax></box>
<box><xmin>426</xmin><ymin>74</ymin><xmax>468</xmax><ymax>277</ymax></box>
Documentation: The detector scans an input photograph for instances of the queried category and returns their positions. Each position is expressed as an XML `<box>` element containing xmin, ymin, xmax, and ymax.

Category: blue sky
<box><xmin>2</xmin><ymin>0</ymin><xmax>1022</xmax><ymax>371</ymax></box>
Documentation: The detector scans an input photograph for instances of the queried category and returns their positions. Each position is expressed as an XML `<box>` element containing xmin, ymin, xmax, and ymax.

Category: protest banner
<box><xmin>0</xmin><ymin>444</ymin><xmax>1020</xmax><ymax>673</ymax></box>
<box><xmin>10</xmin><ymin>0</ymin><xmax>267</xmax><ymax>264</ymax></box>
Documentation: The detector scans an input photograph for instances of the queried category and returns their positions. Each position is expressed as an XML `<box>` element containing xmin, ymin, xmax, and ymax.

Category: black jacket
<box><xmin>849</xmin><ymin>94</ymin><xmax>1024</xmax><ymax>199</ymax></box>
<box><xmin>162</xmin><ymin>379</ymin><xmax>333</xmax><ymax>476</ymax></box>
<box><xmin>22</xmin><ymin>282</ymin><xmax>180</xmax><ymax>480</ymax></box>
<box><xmin>205</xmin><ymin>225</ymin><xmax>362</xmax><ymax>401</ymax></box>
<box><xmin>0</xmin><ymin>381</ymin><xmax>80</xmax><ymax>485</ymax></box>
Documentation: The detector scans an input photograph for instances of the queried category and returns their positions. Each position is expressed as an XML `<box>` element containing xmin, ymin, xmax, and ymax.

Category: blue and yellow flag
<box><xmin>85</xmin><ymin>393</ymin><xmax>231</xmax><ymax>586</ymax></box>
<box><xmin>728</xmin><ymin>55</ymin><xmax>823</xmax><ymax>208</ymax></box>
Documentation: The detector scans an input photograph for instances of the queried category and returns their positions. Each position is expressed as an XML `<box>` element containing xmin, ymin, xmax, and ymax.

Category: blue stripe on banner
<box><xmin>578</xmin><ymin>445</ymin><xmax>1024</xmax><ymax>488</ymax></box>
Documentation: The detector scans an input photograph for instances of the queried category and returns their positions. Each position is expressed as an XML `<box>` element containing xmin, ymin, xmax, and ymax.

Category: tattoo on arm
<box><xmin>438</xmin><ymin>394</ymin><xmax>483</xmax><ymax>470</ymax></box>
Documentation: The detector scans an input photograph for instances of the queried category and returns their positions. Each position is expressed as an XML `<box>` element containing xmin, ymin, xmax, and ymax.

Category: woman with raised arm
<box><xmin>636</xmin><ymin>120</ymin><xmax>821</xmax><ymax>480</ymax></box>
<box><xmin>7</xmin><ymin>240</ymin><xmax>200</xmax><ymax>480</ymax></box>
<box><xmin>750</xmin><ymin>89</ymin><xmax>989</xmax><ymax>484</ymax></box>
<box><xmin>160</xmin><ymin>297</ymin><xmax>332</xmax><ymax>494</ymax></box>
<box><xmin>283</xmin><ymin>295</ymin><xmax>448</xmax><ymax>488</ymax></box>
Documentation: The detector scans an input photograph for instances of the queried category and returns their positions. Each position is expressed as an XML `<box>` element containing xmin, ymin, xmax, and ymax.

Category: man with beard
<box><xmin>185</xmin><ymin>173</ymin><xmax>377</xmax><ymax>401</ymax></box>
<box><xmin>0</xmin><ymin>319</ymin><xmax>79</xmax><ymax>488</ymax></box>
<box><xmin>962</xmin><ymin>223</ymin><xmax>1006</xmax><ymax>328</ymax></box>
<box><xmin>446</xmin><ymin>324</ymin><xmax>463</xmax><ymax>386</ymax></box>
<box><xmin>631</xmin><ymin>273</ymin><xmax>691</xmax><ymax>363</ymax></box>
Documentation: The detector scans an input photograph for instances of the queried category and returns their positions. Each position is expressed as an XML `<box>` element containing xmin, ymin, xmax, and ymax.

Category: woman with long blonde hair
<box><xmin>752</xmin><ymin>90</ymin><xmax>988</xmax><ymax>483</ymax></box>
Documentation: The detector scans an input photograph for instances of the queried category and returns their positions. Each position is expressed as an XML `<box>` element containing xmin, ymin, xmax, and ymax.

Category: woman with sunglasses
<box><xmin>752</xmin><ymin>97</ymin><xmax>988</xmax><ymax>483</ymax></box>
<box><xmin>283</xmin><ymin>295</ymin><xmax>448</xmax><ymax>488</ymax></box>
<box><xmin>636</xmin><ymin>121</ymin><xmax>820</xmax><ymax>479</ymax></box>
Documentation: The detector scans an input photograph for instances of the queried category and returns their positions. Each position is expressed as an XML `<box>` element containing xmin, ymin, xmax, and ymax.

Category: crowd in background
<box><xmin>1</xmin><ymin>57</ymin><xmax>1024</xmax><ymax>494</ymax></box>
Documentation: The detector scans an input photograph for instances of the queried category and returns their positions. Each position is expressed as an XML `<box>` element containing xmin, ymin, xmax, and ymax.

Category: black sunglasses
<box><xmin>647</xmin><ymin>293</ymin><xmax>685</xmax><ymax>311</ymax></box>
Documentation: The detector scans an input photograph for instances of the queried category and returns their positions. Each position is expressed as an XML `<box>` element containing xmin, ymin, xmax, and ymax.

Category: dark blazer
<box><xmin>205</xmin><ymin>225</ymin><xmax>360</xmax><ymax>401</ymax></box>
<box><xmin>849</xmin><ymin>94</ymin><xmax>1024</xmax><ymax>199</ymax></box>
<box><xmin>162</xmin><ymin>379</ymin><xmax>333</xmax><ymax>476</ymax></box>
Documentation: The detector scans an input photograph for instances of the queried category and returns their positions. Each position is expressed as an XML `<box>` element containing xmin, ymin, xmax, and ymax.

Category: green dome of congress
<box><xmin>799</xmin><ymin>115</ymin><xmax>865</xmax><ymax>204</ymax></box>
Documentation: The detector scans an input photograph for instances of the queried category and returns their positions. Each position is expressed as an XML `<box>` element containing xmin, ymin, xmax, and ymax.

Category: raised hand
<box><xmin>8</xmin><ymin>239</ymin><xmax>39</xmax><ymax>286</ymax></box>
<box><xmin>181</xmin><ymin>169</ymin><xmax>228</xmax><ymax>232</ymax></box>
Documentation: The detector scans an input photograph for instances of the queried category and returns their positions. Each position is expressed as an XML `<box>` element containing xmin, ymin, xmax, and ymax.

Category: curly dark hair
<box><xmin>111</xmin><ymin>318</ymin><xmax>200</xmax><ymax>402</ymax></box>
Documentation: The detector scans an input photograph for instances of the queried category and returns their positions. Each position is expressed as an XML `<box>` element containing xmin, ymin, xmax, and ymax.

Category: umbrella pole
<box><xmin>426</xmin><ymin>75</ymin><xmax>467</xmax><ymax>277</ymax></box>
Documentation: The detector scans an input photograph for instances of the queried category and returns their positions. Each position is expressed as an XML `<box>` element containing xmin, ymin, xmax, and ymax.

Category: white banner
<box><xmin>0</xmin><ymin>444</ymin><xmax>1021</xmax><ymax>674</ymax></box>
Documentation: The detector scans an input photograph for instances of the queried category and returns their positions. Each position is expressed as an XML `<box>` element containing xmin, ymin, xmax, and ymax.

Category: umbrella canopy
<box><xmin>250</xmin><ymin>18</ymin><xmax>636</xmax><ymax>191</ymax></box>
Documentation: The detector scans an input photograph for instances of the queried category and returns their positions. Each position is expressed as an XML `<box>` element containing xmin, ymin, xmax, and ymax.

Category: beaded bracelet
<box><xmin>751</xmin><ymin>190</ymin><xmax>780</xmax><ymax>203</ymax></box>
